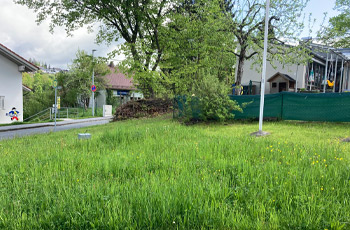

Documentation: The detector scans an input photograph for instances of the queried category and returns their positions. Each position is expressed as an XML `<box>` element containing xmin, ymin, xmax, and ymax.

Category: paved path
<box><xmin>0</xmin><ymin>117</ymin><xmax>113</xmax><ymax>141</ymax></box>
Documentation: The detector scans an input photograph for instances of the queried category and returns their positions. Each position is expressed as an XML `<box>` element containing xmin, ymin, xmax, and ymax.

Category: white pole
<box><xmin>258</xmin><ymin>0</ymin><xmax>270</xmax><ymax>133</ymax></box>
<box><xmin>295</xmin><ymin>64</ymin><xmax>299</xmax><ymax>92</ymax></box>
<box><xmin>333</xmin><ymin>55</ymin><xmax>338</xmax><ymax>93</ymax></box>
<box><xmin>340</xmin><ymin>59</ymin><xmax>344</xmax><ymax>93</ymax></box>
<box><xmin>54</xmin><ymin>86</ymin><xmax>57</xmax><ymax>131</ymax></box>
<box><xmin>92</xmin><ymin>49</ymin><xmax>96</xmax><ymax>117</ymax></box>
<box><xmin>323</xmin><ymin>52</ymin><xmax>329</xmax><ymax>93</ymax></box>
<box><xmin>345</xmin><ymin>64</ymin><xmax>350</xmax><ymax>89</ymax></box>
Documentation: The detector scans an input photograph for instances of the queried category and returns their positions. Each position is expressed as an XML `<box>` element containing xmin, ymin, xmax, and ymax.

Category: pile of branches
<box><xmin>113</xmin><ymin>98</ymin><xmax>173</xmax><ymax>121</ymax></box>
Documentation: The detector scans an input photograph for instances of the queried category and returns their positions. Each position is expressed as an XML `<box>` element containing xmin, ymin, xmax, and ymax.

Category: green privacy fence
<box><xmin>175</xmin><ymin>92</ymin><xmax>350</xmax><ymax>122</ymax></box>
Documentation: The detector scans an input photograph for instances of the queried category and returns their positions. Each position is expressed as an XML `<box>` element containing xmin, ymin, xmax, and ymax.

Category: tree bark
<box><xmin>235</xmin><ymin>52</ymin><xmax>245</xmax><ymax>95</ymax></box>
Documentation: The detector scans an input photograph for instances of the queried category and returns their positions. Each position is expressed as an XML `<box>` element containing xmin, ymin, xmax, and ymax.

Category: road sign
<box><xmin>53</xmin><ymin>79</ymin><xmax>58</xmax><ymax>88</ymax></box>
<box><xmin>57</xmin><ymin>96</ymin><xmax>61</xmax><ymax>109</ymax></box>
<box><xmin>91</xmin><ymin>85</ymin><xmax>97</xmax><ymax>92</ymax></box>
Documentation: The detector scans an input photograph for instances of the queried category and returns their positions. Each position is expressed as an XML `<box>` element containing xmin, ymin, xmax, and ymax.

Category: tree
<box><xmin>319</xmin><ymin>0</ymin><xmax>350</xmax><ymax>48</ymax></box>
<box><xmin>160</xmin><ymin>0</ymin><xmax>236</xmax><ymax>96</ymax></box>
<box><xmin>59</xmin><ymin>50</ymin><xmax>110</xmax><ymax>109</ymax></box>
<box><xmin>225</xmin><ymin>0</ymin><xmax>310</xmax><ymax>94</ymax></box>
<box><xmin>22</xmin><ymin>71</ymin><xmax>55</xmax><ymax>119</ymax></box>
<box><xmin>14</xmin><ymin>0</ymin><xmax>173</xmax><ymax>98</ymax></box>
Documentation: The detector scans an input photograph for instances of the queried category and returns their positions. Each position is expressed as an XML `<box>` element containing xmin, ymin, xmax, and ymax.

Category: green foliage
<box><xmin>106</xmin><ymin>89</ymin><xmax>120</xmax><ymax>108</ymax></box>
<box><xmin>1</xmin><ymin>118</ymin><xmax>350</xmax><ymax>228</ymax></box>
<box><xmin>61</xmin><ymin>50</ymin><xmax>110</xmax><ymax>108</ymax></box>
<box><xmin>161</xmin><ymin>0</ymin><xmax>236</xmax><ymax>95</ymax></box>
<box><xmin>319</xmin><ymin>0</ymin><xmax>350</xmax><ymax>47</ymax></box>
<box><xmin>15</xmin><ymin>0</ymin><xmax>171</xmax><ymax>98</ymax></box>
<box><xmin>183</xmin><ymin>73</ymin><xmax>242</xmax><ymax>122</ymax></box>
<box><xmin>227</xmin><ymin>0</ymin><xmax>311</xmax><ymax>92</ymax></box>
<box><xmin>22</xmin><ymin>72</ymin><xmax>55</xmax><ymax>119</ymax></box>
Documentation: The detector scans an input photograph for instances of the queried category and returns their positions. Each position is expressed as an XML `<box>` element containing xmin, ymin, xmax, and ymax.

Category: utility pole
<box><xmin>92</xmin><ymin>49</ymin><xmax>96</xmax><ymax>117</ymax></box>
<box><xmin>340</xmin><ymin>59</ymin><xmax>344</xmax><ymax>92</ymax></box>
<box><xmin>54</xmin><ymin>82</ymin><xmax>57</xmax><ymax>131</ymax></box>
<box><xmin>251</xmin><ymin>0</ymin><xmax>270</xmax><ymax>137</ymax></box>
<box><xmin>323</xmin><ymin>52</ymin><xmax>329</xmax><ymax>93</ymax></box>
<box><xmin>333</xmin><ymin>55</ymin><xmax>338</xmax><ymax>93</ymax></box>
<box><xmin>295</xmin><ymin>64</ymin><xmax>299</xmax><ymax>92</ymax></box>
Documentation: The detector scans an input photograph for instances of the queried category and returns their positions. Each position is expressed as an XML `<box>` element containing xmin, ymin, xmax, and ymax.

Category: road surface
<box><xmin>0</xmin><ymin>117</ymin><xmax>112</xmax><ymax>141</ymax></box>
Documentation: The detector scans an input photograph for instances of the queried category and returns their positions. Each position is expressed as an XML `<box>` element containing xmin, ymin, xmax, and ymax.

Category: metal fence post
<box><xmin>280</xmin><ymin>93</ymin><xmax>284</xmax><ymax>120</ymax></box>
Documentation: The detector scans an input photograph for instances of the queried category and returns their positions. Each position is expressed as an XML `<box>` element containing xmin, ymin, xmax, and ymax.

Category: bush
<box><xmin>183</xmin><ymin>74</ymin><xmax>242</xmax><ymax>122</ymax></box>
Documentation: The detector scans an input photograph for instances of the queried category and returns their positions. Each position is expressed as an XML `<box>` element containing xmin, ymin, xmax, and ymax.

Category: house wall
<box><xmin>95</xmin><ymin>90</ymin><xmax>106</xmax><ymax>108</ymax></box>
<box><xmin>94</xmin><ymin>90</ymin><xmax>144</xmax><ymax>108</ymax></box>
<box><xmin>0</xmin><ymin>54</ymin><xmax>23</xmax><ymax>124</ymax></box>
<box><xmin>239</xmin><ymin>58</ymin><xmax>305</xmax><ymax>94</ymax></box>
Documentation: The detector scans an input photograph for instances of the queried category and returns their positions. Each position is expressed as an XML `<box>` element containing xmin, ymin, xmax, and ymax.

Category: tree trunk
<box><xmin>235</xmin><ymin>53</ymin><xmax>245</xmax><ymax>95</ymax></box>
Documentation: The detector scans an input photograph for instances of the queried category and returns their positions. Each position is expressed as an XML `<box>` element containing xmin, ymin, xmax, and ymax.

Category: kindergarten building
<box><xmin>0</xmin><ymin>43</ymin><xmax>38</xmax><ymax>124</ymax></box>
<box><xmin>239</xmin><ymin>43</ymin><xmax>350</xmax><ymax>95</ymax></box>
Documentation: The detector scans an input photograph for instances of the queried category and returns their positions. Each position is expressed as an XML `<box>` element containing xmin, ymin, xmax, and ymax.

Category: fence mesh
<box><xmin>175</xmin><ymin>92</ymin><xmax>350</xmax><ymax>122</ymax></box>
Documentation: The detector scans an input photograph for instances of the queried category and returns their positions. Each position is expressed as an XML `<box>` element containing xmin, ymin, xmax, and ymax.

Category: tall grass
<box><xmin>0</xmin><ymin>118</ymin><xmax>349</xmax><ymax>229</ymax></box>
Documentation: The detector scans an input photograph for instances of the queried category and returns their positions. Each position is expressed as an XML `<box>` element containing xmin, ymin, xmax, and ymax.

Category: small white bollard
<box><xmin>78</xmin><ymin>133</ymin><xmax>91</xmax><ymax>140</ymax></box>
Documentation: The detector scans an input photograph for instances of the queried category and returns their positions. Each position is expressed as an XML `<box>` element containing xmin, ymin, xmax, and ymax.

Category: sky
<box><xmin>0</xmin><ymin>0</ymin><xmax>340</xmax><ymax>69</ymax></box>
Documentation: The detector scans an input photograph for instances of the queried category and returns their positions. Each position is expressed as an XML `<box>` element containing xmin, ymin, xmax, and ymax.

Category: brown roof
<box><xmin>22</xmin><ymin>84</ymin><xmax>32</xmax><ymax>92</ymax></box>
<box><xmin>0</xmin><ymin>43</ymin><xmax>39</xmax><ymax>72</ymax></box>
<box><xmin>104</xmin><ymin>67</ymin><xmax>136</xmax><ymax>90</ymax></box>
<box><xmin>267</xmin><ymin>72</ymin><xmax>296</xmax><ymax>83</ymax></box>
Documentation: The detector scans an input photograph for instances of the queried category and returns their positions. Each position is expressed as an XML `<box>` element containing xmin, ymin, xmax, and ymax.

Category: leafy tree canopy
<box><xmin>15</xmin><ymin>0</ymin><xmax>172</xmax><ymax>97</ymax></box>
<box><xmin>57</xmin><ymin>50</ymin><xmax>110</xmax><ymax>108</ymax></box>
<box><xmin>225</xmin><ymin>0</ymin><xmax>311</xmax><ymax>93</ymax></box>
<box><xmin>160</xmin><ymin>0</ymin><xmax>236</xmax><ymax>96</ymax></box>
<box><xmin>22</xmin><ymin>71</ymin><xmax>55</xmax><ymax>119</ymax></box>
<box><xmin>319</xmin><ymin>0</ymin><xmax>350</xmax><ymax>48</ymax></box>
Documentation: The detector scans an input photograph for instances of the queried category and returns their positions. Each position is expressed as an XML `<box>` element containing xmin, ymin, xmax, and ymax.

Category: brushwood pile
<box><xmin>113</xmin><ymin>98</ymin><xmax>173</xmax><ymax>121</ymax></box>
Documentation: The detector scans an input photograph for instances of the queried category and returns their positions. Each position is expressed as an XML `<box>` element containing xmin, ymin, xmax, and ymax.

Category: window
<box><xmin>289</xmin><ymin>82</ymin><xmax>295</xmax><ymax>89</ymax></box>
<box><xmin>0</xmin><ymin>96</ymin><xmax>4</xmax><ymax>110</ymax></box>
<box><xmin>272</xmin><ymin>83</ymin><xmax>277</xmax><ymax>88</ymax></box>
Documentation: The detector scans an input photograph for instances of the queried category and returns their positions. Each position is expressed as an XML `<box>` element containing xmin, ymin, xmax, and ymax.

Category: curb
<box><xmin>0</xmin><ymin>117</ymin><xmax>113</xmax><ymax>133</ymax></box>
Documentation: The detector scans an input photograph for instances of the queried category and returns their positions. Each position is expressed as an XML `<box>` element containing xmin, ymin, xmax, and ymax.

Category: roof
<box><xmin>309</xmin><ymin>43</ymin><xmax>350</xmax><ymax>61</ymax></box>
<box><xmin>22</xmin><ymin>84</ymin><xmax>32</xmax><ymax>92</ymax></box>
<box><xmin>104</xmin><ymin>67</ymin><xmax>136</xmax><ymax>90</ymax></box>
<box><xmin>268</xmin><ymin>72</ymin><xmax>296</xmax><ymax>82</ymax></box>
<box><xmin>0</xmin><ymin>43</ymin><xmax>39</xmax><ymax>72</ymax></box>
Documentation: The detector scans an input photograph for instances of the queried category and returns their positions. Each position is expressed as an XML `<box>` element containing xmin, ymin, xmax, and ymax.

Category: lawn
<box><xmin>0</xmin><ymin>117</ymin><xmax>349</xmax><ymax>229</ymax></box>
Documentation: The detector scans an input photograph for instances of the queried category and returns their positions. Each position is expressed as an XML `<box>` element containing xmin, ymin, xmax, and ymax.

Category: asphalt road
<box><xmin>0</xmin><ymin>118</ymin><xmax>111</xmax><ymax>141</ymax></box>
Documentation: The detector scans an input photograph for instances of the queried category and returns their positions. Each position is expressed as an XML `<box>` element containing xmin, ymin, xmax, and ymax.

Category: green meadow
<box><xmin>0</xmin><ymin>117</ymin><xmax>350</xmax><ymax>229</ymax></box>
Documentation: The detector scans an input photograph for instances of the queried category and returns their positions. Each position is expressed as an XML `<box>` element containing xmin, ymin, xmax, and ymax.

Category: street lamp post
<box><xmin>92</xmin><ymin>49</ymin><xmax>96</xmax><ymax>117</ymax></box>
<box><xmin>251</xmin><ymin>0</ymin><xmax>270</xmax><ymax>137</ymax></box>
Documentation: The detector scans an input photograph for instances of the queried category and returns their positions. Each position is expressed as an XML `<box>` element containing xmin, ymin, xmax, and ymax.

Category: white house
<box><xmin>93</xmin><ymin>65</ymin><xmax>143</xmax><ymax>108</ymax></box>
<box><xmin>0</xmin><ymin>43</ymin><xmax>38</xmax><ymax>124</ymax></box>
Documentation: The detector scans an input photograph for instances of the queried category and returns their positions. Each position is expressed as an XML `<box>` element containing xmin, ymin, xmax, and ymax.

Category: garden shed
<box><xmin>268</xmin><ymin>72</ymin><xmax>296</xmax><ymax>94</ymax></box>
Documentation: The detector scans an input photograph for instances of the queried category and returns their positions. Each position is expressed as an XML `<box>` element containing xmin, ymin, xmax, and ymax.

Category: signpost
<box><xmin>57</xmin><ymin>96</ymin><xmax>61</xmax><ymax>109</ymax></box>
<box><xmin>53</xmin><ymin>79</ymin><xmax>57</xmax><ymax>131</ymax></box>
<box><xmin>91</xmin><ymin>49</ymin><xmax>96</xmax><ymax>117</ymax></box>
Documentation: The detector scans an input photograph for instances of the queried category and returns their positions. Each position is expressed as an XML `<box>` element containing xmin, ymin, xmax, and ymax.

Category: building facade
<box><xmin>0</xmin><ymin>43</ymin><xmax>38</xmax><ymax>124</ymax></box>
<box><xmin>239</xmin><ymin>44</ymin><xmax>350</xmax><ymax>95</ymax></box>
<box><xmin>93</xmin><ymin>66</ymin><xmax>143</xmax><ymax>108</ymax></box>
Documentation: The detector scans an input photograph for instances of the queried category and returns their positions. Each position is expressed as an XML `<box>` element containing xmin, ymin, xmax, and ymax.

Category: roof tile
<box><xmin>104</xmin><ymin>67</ymin><xmax>136</xmax><ymax>90</ymax></box>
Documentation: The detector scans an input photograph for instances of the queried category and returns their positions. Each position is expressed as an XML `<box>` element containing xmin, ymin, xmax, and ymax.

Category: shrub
<box><xmin>184</xmin><ymin>74</ymin><xmax>242</xmax><ymax>122</ymax></box>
